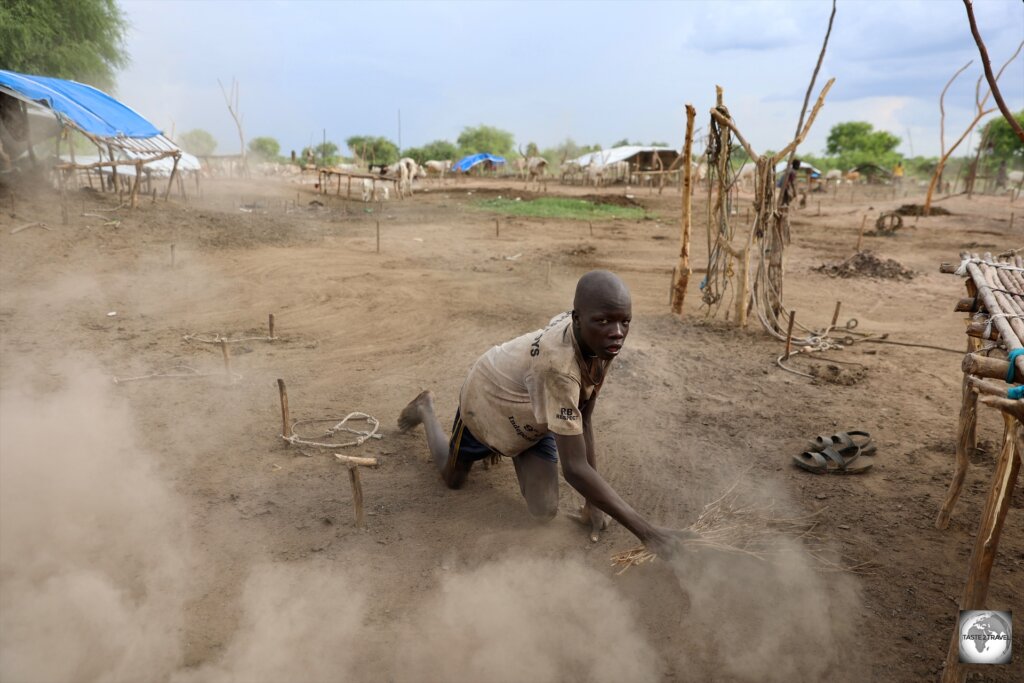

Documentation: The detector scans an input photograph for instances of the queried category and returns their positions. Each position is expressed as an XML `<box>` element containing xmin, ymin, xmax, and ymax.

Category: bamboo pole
<box><xmin>940</xmin><ymin>413</ymin><xmax>1020</xmax><ymax>683</ymax></box>
<box><xmin>277</xmin><ymin>379</ymin><xmax>292</xmax><ymax>438</ymax></box>
<box><xmin>671</xmin><ymin>104</ymin><xmax>696</xmax><ymax>315</ymax></box>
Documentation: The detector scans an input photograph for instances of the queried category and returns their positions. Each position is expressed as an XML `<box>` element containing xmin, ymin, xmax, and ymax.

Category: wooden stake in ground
<box><xmin>495</xmin><ymin>218</ymin><xmax>500</xmax><ymax>237</ymax></box>
<box><xmin>277</xmin><ymin>378</ymin><xmax>292</xmax><ymax>438</ymax></box>
<box><xmin>784</xmin><ymin>310</ymin><xmax>797</xmax><ymax>360</ymax></box>
<box><xmin>220</xmin><ymin>339</ymin><xmax>232</xmax><ymax>382</ymax></box>
<box><xmin>376</xmin><ymin>220</ymin><xmax>380</xmax><ymax>253</ymax></box>
<box><xmin>671</xmin><ymin>104</ymin><xmax>697</xmax><ymax>315</ymax></box>
<box><xmin>268</xmin><ymin>313</ymin><xmax>275</xmax><ymax>339</ymax></box>
<box><xmin>170</xmin><ymin>243</ymin><xmax>176</xmax><ymax>267</ymax></box>
<box><xmin>856</xmin><ymin>215</ymin><xmax>867</xmax><ymax>252</ymax></box>
<box><xmin>348</xmin><ymin>464</ymin><xmax>366</xmax><ymax>528</ymax></box>
<box><xmin>830</xmin><ymin>301</ymin><xmax>842</xmax><ymax>329</ymax></box>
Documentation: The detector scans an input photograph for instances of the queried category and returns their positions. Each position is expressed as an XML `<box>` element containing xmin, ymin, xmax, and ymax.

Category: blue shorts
<box><xmin>448</xmin><ymin>408</ymin><xmax>559</xmax><ymax>468</ymax></box>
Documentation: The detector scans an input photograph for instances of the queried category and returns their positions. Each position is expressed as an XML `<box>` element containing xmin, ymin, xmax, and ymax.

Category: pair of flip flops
<box><xmin>793</xmin><ymin>430</ymin><xmax>876</xmax><ymax>474</ymax></box>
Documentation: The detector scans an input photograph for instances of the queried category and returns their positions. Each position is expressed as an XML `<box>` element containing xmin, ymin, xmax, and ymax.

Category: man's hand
<box><xmin>642</xmin><ymin>526</ymin><xmax>699</xmax><ymax>559</ymax></box>
<box><xmin>569</xmin><ymin>501</ymin><xmax>608</xmax><ymax>542</ymax></box>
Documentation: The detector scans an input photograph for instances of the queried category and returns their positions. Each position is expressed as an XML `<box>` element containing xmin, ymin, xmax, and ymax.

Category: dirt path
<box><xmin>0</xmin><ymin>175</ymin><xmax>1021</xmax><ymax>682</ymax></box>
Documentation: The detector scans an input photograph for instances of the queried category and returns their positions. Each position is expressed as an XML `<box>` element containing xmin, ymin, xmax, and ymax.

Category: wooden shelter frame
<box><xmin>935</xmin><ymin>251</ymin><xmax>1022</xmax><ymax>683</ymax></box>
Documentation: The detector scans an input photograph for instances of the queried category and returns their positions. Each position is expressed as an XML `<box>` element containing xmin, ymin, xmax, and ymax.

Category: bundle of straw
<box><xmin>611</xmin><ymin>479</ymin><xmax>827</xmax><ymax>575</ymax></box>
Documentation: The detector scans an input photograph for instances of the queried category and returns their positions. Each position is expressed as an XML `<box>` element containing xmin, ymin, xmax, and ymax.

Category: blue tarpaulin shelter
<box><xmin>0</xmin><ymin>70</ymin><xmax>161</xmax><ymax>138</ymax></box>
<box><xmin>0</xmin><ymin>69</ymin><xmax>189</xmax><ymax>203</ymax></box>
<box><xmin>452</xmin><ymin>153</ymin><xmax>506</xmax><ymax>173</ymax></box>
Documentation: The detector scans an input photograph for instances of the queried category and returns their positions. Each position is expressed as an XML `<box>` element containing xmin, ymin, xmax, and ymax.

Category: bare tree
<box><xmin>963</xmin><ymin>0</ymin><xmax>1024</xmax><ymax>144</ymax></box>
<box><xmin>924</xmin><ymin>41</ymin><xmax>1023</xmax><ymax>215</ymax></box>
<box><xmin>218</xmin><ymin>77</ymin><xmax>247</xmax><ymax>177</ymax></box>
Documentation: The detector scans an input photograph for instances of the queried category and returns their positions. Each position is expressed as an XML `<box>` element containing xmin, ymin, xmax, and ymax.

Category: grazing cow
<box><xmin>735</xmin><ymin>162</ymin><xmax>756</xmax><ymax>190</ymax></box>
<box><xmin>423</xmin><ymin>159</ymin><xmax>452</xmax><ymax>183</ymax></box>
<box><xmin>517</xmin><ymin>146</ymin><xmax>549</xmax><ymax>191</ymax></box>
<box><xmin>361</xmin><ymin>178</ymin><xmax>390</xmax><ymax>202</ymax></box>
<box><xmin>824</xmin><ymin>169</ymin><xmax>843</xmax><ymax>184</ymax></box>
<box><xmin>585</xmin><ymin>162</ymin><xmax>605</xmax><ymax>187</ymax></box>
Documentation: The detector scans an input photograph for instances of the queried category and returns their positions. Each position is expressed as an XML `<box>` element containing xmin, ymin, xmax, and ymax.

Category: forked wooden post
<box><xmin>940</xmin><ymin>414</ymin><xmax>1020</xmax><ymax>683</ymax></box>
<box><xmin>671</xmin><ymin>103</ymin><xmax>696</xmax><ymax>316</ymax></box>
<box><xmin>268</xmin><ymin>313</ymin><xmax>275</xmax><ymax>339</ymax></box>
<box><xmin>277</xmin><ymin>378</ymin><xmax>292</xmax><ymax>438</ymax></box>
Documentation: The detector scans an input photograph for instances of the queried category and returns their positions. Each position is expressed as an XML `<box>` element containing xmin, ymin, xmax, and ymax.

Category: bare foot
<box><xmin>398</xmin><ymin>390</ymin><xmax>434</xmax><ymax>432</ymax></box>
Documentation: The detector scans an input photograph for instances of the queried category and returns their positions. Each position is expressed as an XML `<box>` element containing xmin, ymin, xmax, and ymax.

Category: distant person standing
<box><xmin>996</xmin><ymin>161</ymin><xmax>1008</xmax><ymax>191</ymax></box>
<box><xmin>779</xmin><ymin>158</ymin><xmax>802</xmax><ymax>207</ymax></box>
<box><xmin>893</xmin><ymin>161</ymin><xmax>904</xmax><ymax>186</ymax></box>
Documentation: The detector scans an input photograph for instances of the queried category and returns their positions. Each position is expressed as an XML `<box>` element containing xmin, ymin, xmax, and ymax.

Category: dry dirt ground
<box><xmin>0</xmin><ymin>172</ymin><xmax>1021</xmax><ymax>683</ymax></box>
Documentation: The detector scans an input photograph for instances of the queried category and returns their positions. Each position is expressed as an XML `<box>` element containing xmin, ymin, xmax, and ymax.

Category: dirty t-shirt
<box><xmin>459</xmin><ymin>312</ymin><xmax>597</xmax><ymax>457</ymax></box>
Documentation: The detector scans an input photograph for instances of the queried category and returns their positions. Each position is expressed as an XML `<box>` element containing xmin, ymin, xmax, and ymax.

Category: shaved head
<box><xmin>574</xmin><ymin>270</ymin><xmax>631</xmax><ymax>312</ymax></box>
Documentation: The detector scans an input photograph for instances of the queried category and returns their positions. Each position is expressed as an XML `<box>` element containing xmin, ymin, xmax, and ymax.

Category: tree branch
<box><xmin>939</xmin><ymin>61</ymin><xmax>973</xmax><ymax>158</ymax></box>
<box><xmin>778</xmin><ymin>0</ymin><xmax>836</xmax><ymax>204</ymax></box>
<box><xmin>963</xmin><ymin>0</ymin><xmax>1024</xmax><ymax>143</ymax></box>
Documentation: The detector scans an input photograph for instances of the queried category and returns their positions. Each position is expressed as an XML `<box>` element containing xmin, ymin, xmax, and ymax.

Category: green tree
<box><xmin>650</xmin><ymin>141</ymin><xmax>669</xmax><ymax>147</ymax></box>
<box><xmin>824</xmin><ymin>121</ymin><xmax>901</xmax><ymax>169</ymax></box>
<box><xmin>248</xmin><ymin>136</ymin><xmax>281</xmax><ymax>161</ymax></box>
<box><xmin>301</xmin><ymin>141</ymin><xmax>340</xmax><ymax>166</ymax></box>
<box><xmin>401</xmin><ymin>139</ymin><xmax>458</xmax><ymax>164</ymax></box>
<box><xmin>980</xmin><ymin>110</ymin><xmax>1024</xmax><ymax>164</ymax></box>
<box><xmin>346</xmin><ymin>135</ymin><xmax>398</xmax><ymax>164</ymax></box>
<box><xmin>0</xmin><ymin>0</ymin><xmax>128</xmax><ymax>91</ymax></box>
<box><xmin>179</xmin><ymin>129</ymin><xmax>217</xmax><ymax>156</ymax></box>
<box><xmin>456</xmin><ymin>125</ymin><xmax>514</xmax><ymax>157</ymax></box>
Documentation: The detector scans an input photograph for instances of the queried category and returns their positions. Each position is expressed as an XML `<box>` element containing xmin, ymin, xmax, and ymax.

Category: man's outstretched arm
<box><xmin>555</xmin><ymin>432</ymin><xmax>686</xmax><ymax>555</ymax></box>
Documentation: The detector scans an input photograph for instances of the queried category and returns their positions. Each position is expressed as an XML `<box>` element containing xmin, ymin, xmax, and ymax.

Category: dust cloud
<box><xmin>0</xmin><ymin>350</ymin><xmax>860</xmax><ymax>682</ymax></box>
<box><xmin>0</xmin><ymin>362</ymin><xmax>190</xmax><ymax>682</ymax></box>
<box><xmin>393</xmin><ymin>557</ymin><xmax>662</xmax><ymax>683</ymax></box>
<box><xmin>170</xmin><ymin>563</ymin><xmax>370</xmax><ymax>683</ymax></box>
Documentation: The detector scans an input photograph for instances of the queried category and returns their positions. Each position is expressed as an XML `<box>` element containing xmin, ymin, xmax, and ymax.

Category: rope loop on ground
<box><xmin>282</xmin><ymin>412</ymin><xmax>382</xmax><ymax>451</ymax></box>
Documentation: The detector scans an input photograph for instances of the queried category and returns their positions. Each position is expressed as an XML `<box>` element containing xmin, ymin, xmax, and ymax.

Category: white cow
<box><xmin>423</xmin><ymin>159</ymin><xmax>451</xmax><ymax>183</ymax></box>
<box><xmin>361</xmin><ymin>178</ymin><xmax>390</xmax><ymax>202</ymax></box>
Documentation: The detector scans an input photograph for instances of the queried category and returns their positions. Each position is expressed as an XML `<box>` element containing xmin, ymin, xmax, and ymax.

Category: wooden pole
<box><xmin>671</xmin><ymin>104</ymin><xmax>696</xmax><ymax>316</ymax></box>
<box><xmin>784</xmin><ymin>310</ymin><xmax>797</xmax><ymax>360</ymax></box>
<box><xmin>268</xmin><ymin>313</ymin><xmax>275</xmax><ymax>339</ymax></box>
<box><xmin>348</xmin><ymin>465</ymin><xmax>366</xmax><ymax>528</ymax></box>
<box><xmin>937</xmin><ymin>338</ymin><xmax>982</xmax><ymax>529</ymax></box>
<box><xmin>495</xmin><ymin>218</ymin><xmax>499</xmax><ymax>237</ymax></box>
<box><xmin>940</xmin><ymin>414</ymin><xmax>1020</xmax><ymax>683</ymax></box>
<box><xmin>170</xmin><ymin>243</ymin><xmax>176</xmax><ymax>268</ymax></box>
<box><xmin>129</xmin><ymin>160</ymin><xmax>143</xmax><ymax>209</ymax></box>
<box><xmin>546</xmin><ymin>261</ymin><xmax>551</xmax><ymax>285</ymax></box>
<box><xmin>376</xmin><ymin>220</ymin><xmax>380</xmax><ymax>253</ymax></box>
<box><xmin>334</xmin><ymin>454</ymin><xmax>379</xmax><ymax>467</ymax></box>
<box><xmin>277</xmin><ymin>379</ymin><xmax>292</xmax><ymax>438</ymax></box>
<box><xmin>830</xmin><ymin>301</ymin><xmax>842</xmax><ymax>329</ymax></box>
<box><xmin>347</xmin><ymin>174</ymin><xmax>352</xmax><ymax>200</ymax></box>
<box><xmin>856</xmin><ymin>215</ymin><xmax>867</xmax><ymax>252</ymax></box>
<box><xmin>220</xmin><ymin>339</ymin><xmax>232</xmax><ymax>381</ymax></box>
<box><xmin>164</xmin><ymin>154</ymin><xmax>180</xmax><ymax>200</ymax></box>
<box><xmin>1010</xmin><ymin>212</ymin><xmax>1015</xmax><ymax>231</ymax></box>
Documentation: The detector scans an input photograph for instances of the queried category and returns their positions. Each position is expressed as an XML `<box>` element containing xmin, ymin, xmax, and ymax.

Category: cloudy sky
<box><xmin>116</xmin><ymin>0</ymin><xmax>1024</xmax><ymax>159</ymax></box>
